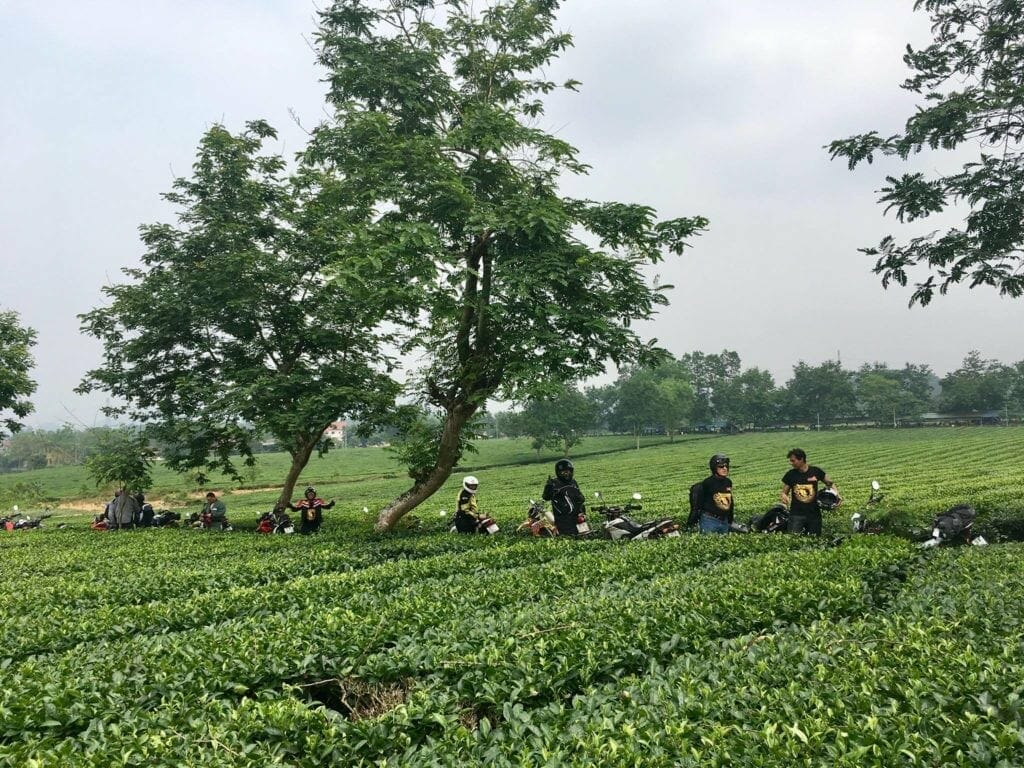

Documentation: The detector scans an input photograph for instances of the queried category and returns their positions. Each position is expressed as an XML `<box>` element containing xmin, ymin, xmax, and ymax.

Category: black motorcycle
<box><xmin>150</xmin><ymin>510</ymin><xmax>181</xmax><ymax>527</ymax></box>
<box><xmin>2</xmin><ymin>508</ymin><xmax>52</xmax><ymax>531</ymax></box>
<box><xmin>593</xmin><ymin>492</ymin><xmax>680</xmax><ymax>541</ymax></box>
<box><xmin>920</xmin><ymin>504</ymin><xmax>988</xmax><ymax>548</ymax></box>
<box><xmin>850</xmin><ymin>480</ymin><xmax>885</xmax><ymax>533</ymax></box>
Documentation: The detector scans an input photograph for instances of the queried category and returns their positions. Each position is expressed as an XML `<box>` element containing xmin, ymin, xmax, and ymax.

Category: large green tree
<box><xmin>84</xmin><ymin>427</ymin><xmax>155</xmax><ymax>495</ymax></box>
<box><xmin>829</xmin><ymin>0</ymin><xmax>1024</xmax><ymax>305</ymax></box>
<box><xmin>716</xmin><ymin>367</ymin><xmax>780</xmax><ymax>430</ymax></box>
<box><xmin>679</xmin><ymin>350</ymin><xmax>740</xmax><ymax>424</ymax></box>
<box><xmin>504</xmin><ymin>386</ymin><xmax>598</xmax><ymax>456</ymax></box>
<box><xmin>311</xmin><ymin>0</ymin><xmax>707</xmax><ymax>529</ymax></box>
<box><xmin>938</xmin><ymin>350</ymin><xmax>1012</xmax><ymax>412</ymax></box>
<box><xmin>0</xmin><ymin>309</ymin><xmax>37</xmax><ymax>438</ymax></box>
<box><xmin>784</xmin><ymin>360</ymin><xmax>857</xmax><ymax>426</ymax></box>
<box><xmin>79</xmin><ymin>122</ymin><xmax>420</xmax><ymax>507</ymax></box>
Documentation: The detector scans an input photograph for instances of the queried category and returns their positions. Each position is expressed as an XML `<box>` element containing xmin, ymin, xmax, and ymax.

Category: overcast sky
<box><xmin>3</xmin><ymin>1</ymin><xmax>1022</xmax><ymax>428</ymax></box>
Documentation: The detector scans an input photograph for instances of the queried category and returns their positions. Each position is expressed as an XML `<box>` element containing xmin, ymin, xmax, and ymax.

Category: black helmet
<box><xmin>818</xmin><ymin>488</ymin><xmax>841</xmax><ymax>510</ymax></box>
<box><xmin>709</xmin><ymin>454</ymin><xmax>730</xmax><ymax>472</ymax></box>
<box><xmin>555</xmin><ymin>459</ymin><xmax>574</xmax><ymax>478</ymax></box>
<box><xmin>304</xmin><ymin>486</ymin><xmax>316</xmax><ymax>497</ymax></box>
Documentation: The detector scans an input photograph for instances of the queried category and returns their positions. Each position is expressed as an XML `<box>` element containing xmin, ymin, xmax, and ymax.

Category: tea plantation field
<box><xmin>1</xmin><ymin>428</ymin><xmax>1023</xmax><ymax>766</ymax></box>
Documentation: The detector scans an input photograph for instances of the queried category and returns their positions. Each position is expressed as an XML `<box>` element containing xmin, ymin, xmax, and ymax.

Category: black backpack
<box><xmin>687</xmin><ymin>482</ymin><xmax>703</xmax><ymax>528</ymax></box>
<box><xmin>551</xmin><ymin>483</ymin><xmax>586</xmax><ymax>517</ymax></box>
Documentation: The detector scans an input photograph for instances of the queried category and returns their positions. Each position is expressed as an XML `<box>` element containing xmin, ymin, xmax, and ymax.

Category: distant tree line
<box><xmin>496</xmin><ymin>349</ymin><xmax>1024</xmax><ymax>453</ymax></box>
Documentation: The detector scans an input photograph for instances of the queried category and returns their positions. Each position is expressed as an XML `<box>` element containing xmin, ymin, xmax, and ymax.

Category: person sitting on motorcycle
<box><xmin>453</xmin><ymin>475</ymin><xmax>485</xmax><ymax>533</ymax></box>
<box><xmin>697</xmin><ymin>454</ymin><xmax>734</xmax><ymax>534</ymax></box>
<box><xmin>542</xmin><ymin>459</ymin><xmax>587</xmax><ymax>535</ymax></box>
<box><xmin>288</xmin><ymin>486</ymin><xmax>335</xmax><ymax>534</ymax></box>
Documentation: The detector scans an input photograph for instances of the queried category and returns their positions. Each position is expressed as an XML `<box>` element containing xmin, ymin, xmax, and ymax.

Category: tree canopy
<box><xmin>309</xmin><ymin>0</ymin><xmax>708</xmax><ymax>529</ymax></box>
<box><xmin>829</xmin><ymin>0</ymin><xmax>1024</xmax><ymax>305</ymax></box>
<box><xmin>0</xmin><ymin>309</ymin><xmax>37</xmax><ymax>439</ymax></box>
<box><xmin>78</xmin><ymin>121</ymin><xmax>420</xmax><ymax>506</ymax></box>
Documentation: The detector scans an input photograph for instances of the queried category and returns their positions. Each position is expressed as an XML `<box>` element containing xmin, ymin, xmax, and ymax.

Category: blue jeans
<box><xmin>699</xmin><ymin>514</ymin><xmax>730</xmax><ymax>534</ymax></box>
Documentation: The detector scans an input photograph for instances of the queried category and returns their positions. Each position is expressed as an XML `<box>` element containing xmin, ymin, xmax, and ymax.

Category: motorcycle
<box><xmin>920</xmin><ymin>503</ymin><xmax>988</xmax><ymax>548</ymax></box>
<box><xmin>150</xmin><ymin>510</ymin><xmax>181</xmax><ymax>528</ymax></box>
<box><xmin>256</xmin><ymin>508</ymin><xmax>295</xmax><ymax>535</ymax></box>
<box><xmin>592</xmin><ymin>492</ymin><xmax>680</xmax><ymax>541</ymax></box>
<box><xmin>850</xmin><ymin>480</ymin><xmax>885</xmax><ymax>533</ymax></box>
<box><xmin>187</xmin><ymin>510</ymin><xmax>233</xmax><ymax>531</ymax></box>
<box><xmin>442</xmin><ymin>509</ymin><xmax>500</xmax><ymax>535</ymax></box>
<box><xmin>2</xmin><ymin>506</ymin><xmax>52</xmax><ymax>531</ymax></box>
<box><xmin>516</xmin><ymin>500</ymin><xmax>559</xmax><ymax>537</ymax></box>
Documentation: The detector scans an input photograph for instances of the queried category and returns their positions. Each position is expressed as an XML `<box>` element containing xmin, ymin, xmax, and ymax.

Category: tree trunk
<box><xmin>634</xmin><ymin>427</ymin><xmax>640</xmax><ymax>451</ymax></box>
<box><xmin>277</xmin><ymin>438</ymin><xmax>318</xmax><ymax>510</ymax></box>
<box><xmin>375</xmin><ymin>404</ymin><xmax>476</xmax><ymax>531</ymax></box>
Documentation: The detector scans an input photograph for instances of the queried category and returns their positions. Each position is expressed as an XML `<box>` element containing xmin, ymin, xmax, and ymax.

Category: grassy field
<box><xmin>1</xmin><ymin>427</ymin><xmax>1023</xmax><ymax>765</ymax></box>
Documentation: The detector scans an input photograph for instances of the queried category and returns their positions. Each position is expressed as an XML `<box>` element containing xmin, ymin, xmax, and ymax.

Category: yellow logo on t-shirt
<box><xmin>713</xmin><ymin>492</ymin><xmax>731</xmax><ymax>511</ymax></box>
<box><xmin>793</xmin><ymin>484</ymin><xmax>816</xmax><ymax>503</ymax></box>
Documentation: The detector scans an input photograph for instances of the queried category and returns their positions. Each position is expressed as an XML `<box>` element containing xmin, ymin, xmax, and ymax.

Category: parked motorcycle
<box><xmin>2</xmin><ymin>506</ymin><xmax>52</xmax><ymax>531</ymax></box>
<box><xmin>850</xmin><ymin>480</ymin><xmax>885</xmax><ymax>533</ymax></box>
<box><xmin>151</xmin><ymin>510</ymin><xmax>181</xmax><ymax>528</ymax></box>
<box><xmin>516</xmin><ymin>500</ymin><xmax>559</xmax><ymax>537</ymax></box>
<box><xmin>442</xmin><ymin>509</ymin><xmax>500</xmax><ymax>535</ymax></box>
<box><xmin>187</xmin><ymin>510</ymin><xmax>233</xmax><ymax>531</ymax></box>
<box><xmin>256</xmin><ymin>508</ymin><xmax>295</xmax><ymax>535</ymax></box>
<box><xmin>592</xmin><ymin>492</ymin><xmax>680</xmax><ymax>541</ymax></box>
<box><xmin>920</xmin><ymin>504</ymin><xmax>988</xmax><ymax>548</ymax></box>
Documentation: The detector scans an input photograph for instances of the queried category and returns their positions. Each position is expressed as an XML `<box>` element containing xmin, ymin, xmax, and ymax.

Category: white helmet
<box><xmin>463</xmin><ymin>475</ymin><xmax>479</xmax><ymax>493</ymax></box>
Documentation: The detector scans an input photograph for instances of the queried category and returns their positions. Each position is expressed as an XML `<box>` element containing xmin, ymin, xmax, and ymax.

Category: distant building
<box><xmin>324</xmin><ymin>420</ymin><xmax>347</xmax><ymax>445</ymax></box>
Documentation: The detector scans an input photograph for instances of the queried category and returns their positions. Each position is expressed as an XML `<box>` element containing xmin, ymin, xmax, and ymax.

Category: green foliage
<box><xmin>786</xmin><ymin>359</ymin><xmax>858</xmax><ymax>424</ymax></box>
<box><xmin>78</xmin><ymin>121</ymin><xmax>413</xmax><ymax>499</ymax></box>
<box><xmin>501</xmin><ymin>386</ymin><xmax>599</xmax><ymax>455</ymax></box>
<box><xmin>939</xmin><ymin>349</ymin><xmax>1013</xmax><ymax>412</ymax></box>
<box><xmin>387</xmin><ymin>409</ymin><xmax>480</xmax><ymax>484</ymax></box>
<box><xmin>829</xmin><ymin>0</ymin><xmax>1024</xmax><ymax>305</ymax></box>
<box><xmin>309</xmin><ymin>0</ymin><xmax>707</xmax><ymax>524</ymax></box>
<box><xmin>0</xmin><ymin>309</ymin><xmax>37</xmax><ymax>438</ymax></box>
<box><xmin>83</xmin><ymin>427</ymin><xmax>155</xmax><ymax>492</ymax></box>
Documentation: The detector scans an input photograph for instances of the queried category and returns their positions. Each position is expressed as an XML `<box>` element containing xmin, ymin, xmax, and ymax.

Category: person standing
<box><xmin>697</xmin><ymin>454</ymin><xmax>734</xmax><ymax>534</ymax></box>
<box><xmin>288</xmin><ymin>486</ymin><xmax>335</xmax><ymax>534</ymax></box>
<box><xmin>542</xmin><ymin>459</ymin><xmax>586</xmax><ymax>536</ymax></box>
<box><xmin>780</xmin><ymin>448</ymin><xmax>840</xmax><ymax>535</ymax></box>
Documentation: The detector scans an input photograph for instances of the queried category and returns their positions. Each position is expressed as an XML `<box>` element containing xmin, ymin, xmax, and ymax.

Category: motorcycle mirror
<box><xmin>12</xmin><ymin>505</ymin><xmax>18</xmax><ymax>513</ymax></box>
<box><xmin>871</xmin><ymin>480</ymin><xmax>880</xmax><ymax>491</ymax></box>
<box><xmin>632</xmin><ymin>493</ymin><xmax>642</xmax><ymax>501</ymax></box>
<box><xmin>529</xmin><ymin>499</ymin><xmax>536</xmax><ymax>505</ymax></box>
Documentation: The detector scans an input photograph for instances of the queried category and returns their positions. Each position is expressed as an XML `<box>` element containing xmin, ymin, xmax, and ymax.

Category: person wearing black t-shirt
<box><xmin>780</xmin><ymin>448</ymin><xmax>840</xmax><ymax>535</ymax></box>
<box><xmin>698</xmin><ymin>454</ymin><xmax>734</xmax><ymax>534</ymax></box>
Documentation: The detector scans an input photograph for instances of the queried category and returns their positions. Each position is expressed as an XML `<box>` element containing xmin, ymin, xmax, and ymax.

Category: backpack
<box><xmin>551</xmin><ymin>483</ymin><xmax>586</xmax><ymax>517</ymax></box>
<box><xmin>687</xmin><ymin>482</ymin><xmax>703</xmax><ymax>528</ymax></box>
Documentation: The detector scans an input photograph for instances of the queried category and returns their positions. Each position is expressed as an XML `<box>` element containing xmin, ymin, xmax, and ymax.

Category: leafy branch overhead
<box><xmin>828</xmin><ymin>0</ymin><xmax>1024</xmax><ymax>305</ymax></box>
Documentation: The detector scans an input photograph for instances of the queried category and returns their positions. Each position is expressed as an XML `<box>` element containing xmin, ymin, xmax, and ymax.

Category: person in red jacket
<box><xmin>288</xmin><ymin>486</ymin><xmax>335</xmax><ymax>534</ymax></box>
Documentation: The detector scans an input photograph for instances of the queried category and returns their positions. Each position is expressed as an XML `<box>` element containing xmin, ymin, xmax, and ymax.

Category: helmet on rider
<box><xmin>555</xmin><ymin>459</ymin><xmax>574</xmax><ymax>481</ymax></box>
<box><xmin>463</xmin><ymin>475</ymin><xmax>479</xmax><ymax>493</ymax></box>
<box><xmin>304</xmin><ymin>486</ymin><xmax>316</xmax><ymax>498</ymax></box>
<box><xmin>817</xmin><ymin>488</ymin><xmax>841</xmax><ymax>510</ymax></box>
<box><xmin>709</xmin><ymin>454</ymin><xmax>730</xmax><ymax>473</ymax></box>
